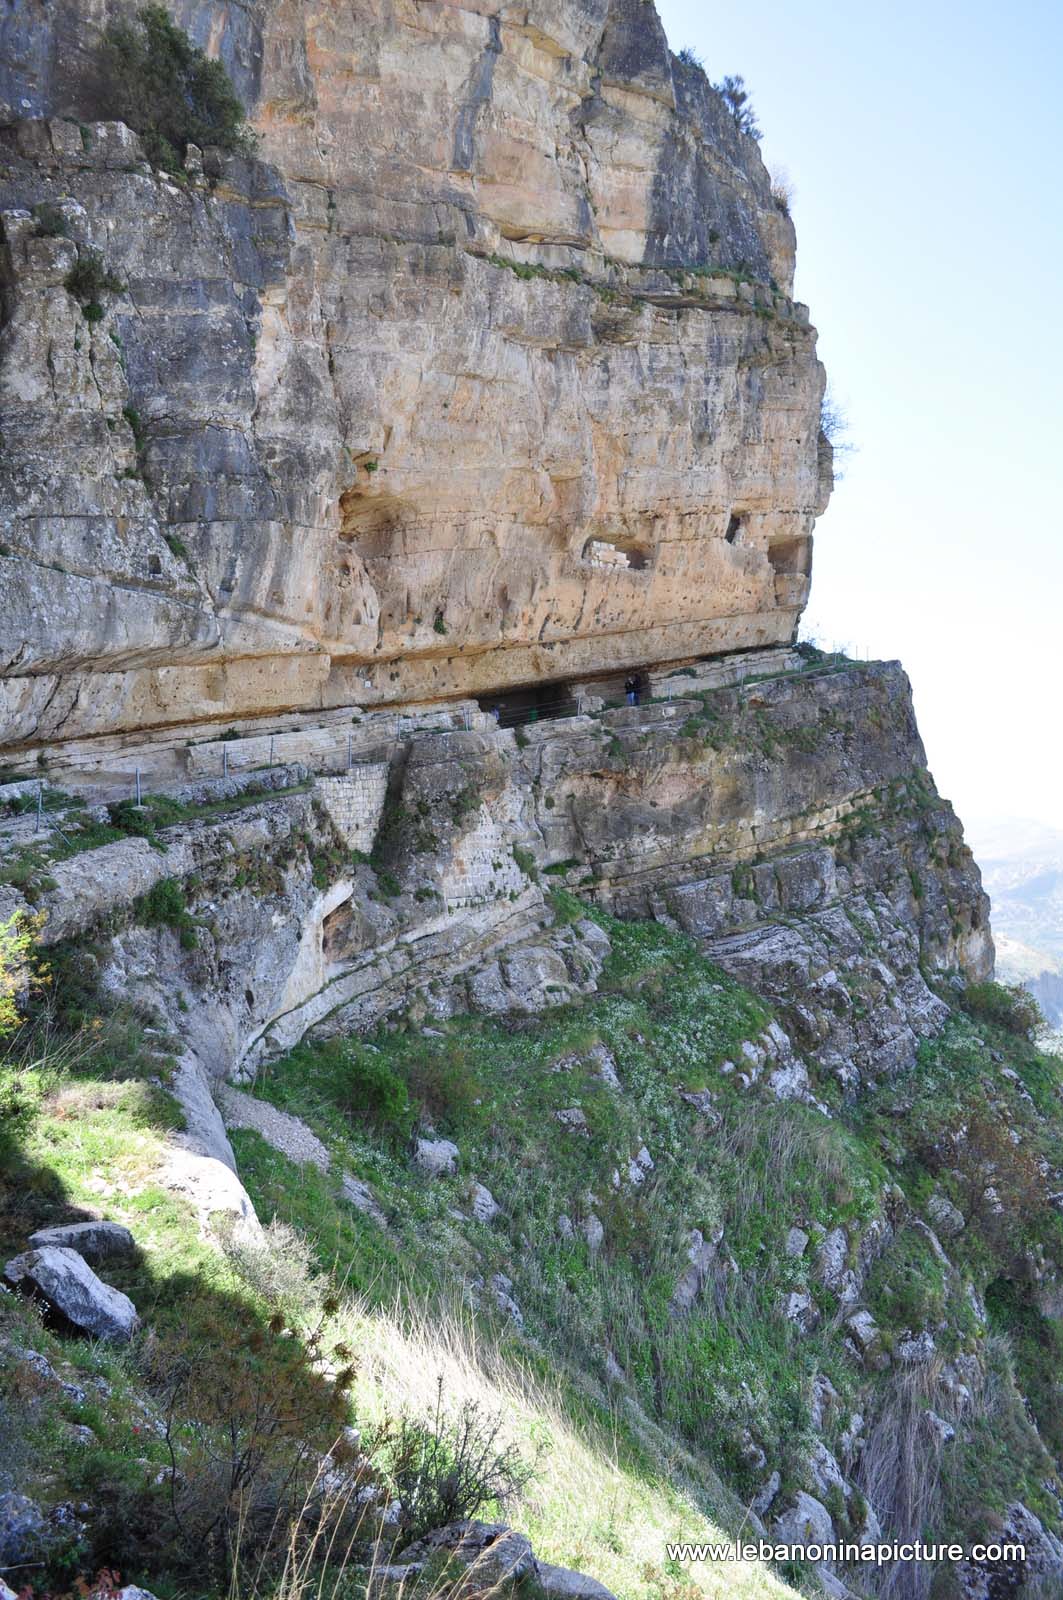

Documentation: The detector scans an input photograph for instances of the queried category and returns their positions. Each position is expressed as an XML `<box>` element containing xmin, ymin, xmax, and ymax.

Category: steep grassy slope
<box><xmin>5</xmin><ymin>903</ymin><xmax>1062</xmax><ymax>1600</ymax></box>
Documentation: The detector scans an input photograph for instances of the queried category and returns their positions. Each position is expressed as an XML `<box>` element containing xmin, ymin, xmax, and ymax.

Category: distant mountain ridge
<box><xmin>969</xmin><ymin>818</ymin><xmax>1063</xmax><ymax>1025</ymax></box>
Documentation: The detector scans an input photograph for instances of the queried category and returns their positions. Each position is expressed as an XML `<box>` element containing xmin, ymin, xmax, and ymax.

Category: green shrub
<box><xmin>0</xmin><ymin>1063</ymin><xmax>43</xmax><ymax>1171</ymax></box>
<box><xmin>131</xmin><ymin>1299</ymin><xmax>354</xmax><ymax>1583</ymax></box>
<box><xmin>65</xmin><ymin>248</ymin><xmax>122</xmax><ymax>309</ymax></box>
<box><xmin>33</xmin><ymin>202</ymin><xmax>70</xmax><ymax>238</ymax></box>
<box><xmin>1</xmin><ymin>911</ymin><xmax>36</xmax><ymax>1038</ymax></box>
<box><xmin>512</xmin><ymin>844</ymin><xmax>538</xmax><ymax>881</ymax></box>
<box><xmin>371</xmin><ymin>1377</ymin><xmax>538</xmax><ymax>1541</ymax></box>
<box><xmin>964</xmin><ymin>980</ymin><xmax>1043</xmax><ymax>1039</ymax></box>
<box><xmin>335</xmin><ymin>1046</ymin><xmax>412</xmax><ymax>1135</ymax></box>
<box><xmin>99</xmin><ymin>4</ymin><xmax>255</xmax><ymax>173</ymax></box>
<box><xmin>137</xmin><ymin>877</ymin><xmax>198</xmax><ymax>945</ymax></box>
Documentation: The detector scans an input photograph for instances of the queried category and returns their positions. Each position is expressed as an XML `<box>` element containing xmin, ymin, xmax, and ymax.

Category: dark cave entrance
<box><xmin>477</xmin><ymin>680</ymin><xmax>578</xmax><ymax>728</ymax></box>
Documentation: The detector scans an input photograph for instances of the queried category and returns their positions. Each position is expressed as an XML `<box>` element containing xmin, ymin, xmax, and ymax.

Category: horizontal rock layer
<box><xmin>7</xmin><ymin>660</ymin><xmax>991</xmax><ymax>1096</ymax></box>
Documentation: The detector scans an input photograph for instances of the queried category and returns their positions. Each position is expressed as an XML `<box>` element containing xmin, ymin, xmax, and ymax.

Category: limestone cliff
<box><xmin>9</xmin><ymin>12</ymin><xmax>1056</xmax><ymax>1600</ymax></box>
<box><xmin>0</xmin><ymin>0</ymin><xmax>829</xmax><ymax>753</ymax></box>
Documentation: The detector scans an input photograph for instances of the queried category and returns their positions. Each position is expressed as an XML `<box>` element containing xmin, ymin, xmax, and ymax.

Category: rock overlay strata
<box><xmin>0</xmin><ymin>0</ymin><xmax>828</xmax><ymax>752</ymax></box>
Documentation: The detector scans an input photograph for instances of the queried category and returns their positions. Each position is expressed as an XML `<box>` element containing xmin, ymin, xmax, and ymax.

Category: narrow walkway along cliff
<box><xmin>2</xmin><ymin>9</ymin><xmax>1060</xmax><ymax>1600</ymax></box>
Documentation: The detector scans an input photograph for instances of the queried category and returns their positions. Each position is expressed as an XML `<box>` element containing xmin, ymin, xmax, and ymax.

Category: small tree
<box><xmin>99</xmin><ymin>4</ymin><xmax>255</xmax><ymax>171</ymax></box>
<box><xmin>370</xmin><ymin>1376</ymin><xmax>539</xmax><ymax>1541</ymax></box>
<box><xmin>714</xmin><ymin>74</ymin><xmax>761</xmax><ymax>140</ymax></box>
<box><xmin>0</xmin><ymin>912</ymin><xmax>34</xmax><ymax>1037</ymax></box>
<box><xmin>769</xmin><ymin>163</ymin><xmax>794</xmax><ymax>216</ymax></box>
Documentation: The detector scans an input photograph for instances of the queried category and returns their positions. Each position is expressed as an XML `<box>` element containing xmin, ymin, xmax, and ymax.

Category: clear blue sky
<box><xmin>657</xmin><ymin>0</ymin><xmax>1063</xmax><ymax>832</ymax></box>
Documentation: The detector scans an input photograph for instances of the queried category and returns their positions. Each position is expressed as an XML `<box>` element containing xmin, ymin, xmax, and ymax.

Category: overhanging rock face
<box><xmin>0</xmin><ymin>0</ymin><xmax>832</xmax><ymax>752</ymax></box>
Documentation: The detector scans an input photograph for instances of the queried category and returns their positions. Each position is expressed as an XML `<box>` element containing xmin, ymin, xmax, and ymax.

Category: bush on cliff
<box><xmin>964</xmin><ymin>979</ymin><xmax>1044</xmax><ymax>1039</ymax></box>
<box><xmin>98</xmin><ymin>4</ymin><xmax>254</xmax><ymax>171</ymax></box>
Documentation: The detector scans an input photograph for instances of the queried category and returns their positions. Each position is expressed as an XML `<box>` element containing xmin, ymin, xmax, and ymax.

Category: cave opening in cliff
<box><xmin>767</xmin><ymin>536</ymin><xmax>808</xmax><ymax>576</ymax></box>
<box><xmin>478</xmin><ymin>680</ymin><xmax>578</xmax><ymax>728</ymax></box>
<box><xmin>725</xmin><ymin>514</ymin><xmax>743</xmax><ymax>544</ymax></box>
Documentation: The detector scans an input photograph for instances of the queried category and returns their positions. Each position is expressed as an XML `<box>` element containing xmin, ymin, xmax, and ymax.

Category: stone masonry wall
<box><xmin>316</xmin><ymin>766</ymin><xmax>389</xmax><ymax>855</ymax></box>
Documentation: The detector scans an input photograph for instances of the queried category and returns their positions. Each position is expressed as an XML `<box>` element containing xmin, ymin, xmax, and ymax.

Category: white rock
<box><xmin>28</xmin><ymin>1221</ymin><xmax>136</xmax><ymax>1264</ymax></box>
<box><xmin>924</xmin><ymin>1410</ymin><xmax>956</xmax><ymax>1445</ymax></box>
<box><xmin>784</xmin><ymin>1290</ymin><xmax>818</xmax><ymax>1333</ymax></box>
<box><xmin>896</xmin><ymin>1330</ymin><xmax>936</xmax><ymax>1364</ymax></box>
<box><xmin>927</xmin><ymin>1193</ymin><xmax>965</xmax><ymax>1236</ymax></box>
<box><xmin>555</xmin><ymin>1107</ymin><xmax>588</xmax><ymax>1135</ymax></box>
<box><xmin>4</xmin><ymin>1247</ymin><xmax>139</xmax><ymax>1342</ymax></box>
<box><xmin>808</xmin><ymin>1440</ymin><xmax>847</xmax><ymax>1502</ymax></box>
<box><xmin>587</xmin><ymin>1043</ymin><xmax>620</xmax><ymax>1088</ymax></box>
<box><xmin>583</xmin><ymin>1214</ymin><xmax>604</xmax><ymax>1253</ymax></box>
<box><xmin>670</xmin><ymin>1227</ymin><xmax>720</xmax><ymax>1316</ymax></box>
<box><xmin>752</xmin><ymin>1471</ymin><xmax>781</xmax><ymax>1518</ymax></box>
<box><xmin>626</xmin><ymin>1145</ymin><xmax>654</xmax><ymax>1185</ymax></box>
<box><xmin>846</xmin><ymin>1309</ymin><xmax>880</xmax><ymax>1350</ymax></box>
<box><xmin>772</xmin><ymin>1491</ymin><xmax>835</xmax><ymax>1548</ymax></box>
<box><xmin>469</xmin><ymin>1182</ymin><xmax>500</xmax><ymax>1223</ymax></box>
<box><xmin>785</xmin><ymin>1226</ymin><xmax>809</xmax><ymax>1258</ymax></box>
<box><xmin>414</xmin><ymin>1137</ymin><xmax>459</xmax><ymax>1176</ymax></box>
<box><xmin>490</xmin><ymin>1272</ymin><xmax>524</xmax><ymax>1328</ymax></box>
<box><xmin>769</xmin><ymin>1059</ymin><xmax>810</xmax><ymax>1100</ymax></box>
<box><xmin>534</xmin><ymin>1562</ymin><xmax>617</xmax><ymax>1600</ymax></box>
<box><xmin>340</xmin><ymin>1173</ymin><xmax>386</xmax><ymax>1224</ymax></box>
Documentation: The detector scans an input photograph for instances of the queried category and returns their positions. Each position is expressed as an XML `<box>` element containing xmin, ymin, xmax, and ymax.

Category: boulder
<box><xmin>0</xmin><ymin>1492</ymin><xmax>46</xmax><ymax>1571</ymax></box>
<box><xmin>535</xmin><ymin>1561</ymin><xmax>618</xmax><ymax>1600</ymax></box>
<box><xmin>752</xmin><ymin>1471</ymin><xmax>781</xmax><ymax>1518</ymax></box>
<box><xmin>808</xmin><ymin>1440</ymin><xmax>848</xmax><ymax>1502</ymax></box>
<box><xmin>28</xmin><ymin>1220</ymin><xmax>136</xmax><ymax>1265</ymax></box>
<box><xmin>896</xmin><ymin>1330</ymin><xmax>936</xmax><ymax>1365</ymax></box>
<box><xmin>626</xmin><ymin>1146</ymin><xmax>654</xmax><ymax>1185</ymax></box>
<box><xmin>396</xmin><ymin>1521</ymin><xmax>536</xmax><ymax>1585</ymax></box>
<box><xmin>340</xmin><ymin>1173</ymin><xmax>386</xmax><ymax>1224</ymax></box>
<box><xmin>469</xmin><ymin>1182</ymin><xmax>500</xmax><ymax>1223</ymax></box>
<box><xmin>670</xmin><ymin>1227</ymin><xmax>721</xmax><ymax>1316</ymax></box>
<box><xmin>490</xmin><ymin>1273</ymin><xmax>524</xmax><ymax>1329</ymax></box>
<box><xmin>924</xmin><ymin>1410</ymin><xmax>956</xmax><ymax>1445</ymax></box>
<box><xmin>414</xmin><ymin>1138</ymin><xmax>459</xmax><ymax>1176</ymax></box>
<box><xmin>815</xmin><ymin>1227</ymin><xmax>858</xmax><ymax>1302</ymax></box>
<box><xmin>784</xmin><ymin>1290</ymin><xmax>818</xmax><ymax>1333</ymax></box>
<box><xmin>927</xmin><ymin>1194</ymin><xmax>965</xmax><ymax>1237</ymax></box>
<box><xmin>4</xmin><ymin>1247</ymin><xmax>139</xmax><ymax>1342</ymax></box>
<box><xmin>772</xmin><ymin>1490</ymin><xmax>835</xmax><ymax>1548</ymax></box>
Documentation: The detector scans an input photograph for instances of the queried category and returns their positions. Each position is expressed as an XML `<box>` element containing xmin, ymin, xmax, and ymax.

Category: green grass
<box><xmin>0</xmin><ymin>781</ymin><xmax>310</xmax><ymax>900</ymax></box>
<box><xmin>236</xmin><ymin>909</ymin><xmax>885</xmax><ymax>1504</ymax></box>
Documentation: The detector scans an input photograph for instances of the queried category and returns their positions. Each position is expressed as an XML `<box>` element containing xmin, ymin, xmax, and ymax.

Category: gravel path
<box><xmin>217</xmin><ymin>1084</ymin><xmax>331</xmax><ymax>1171</ymax></box>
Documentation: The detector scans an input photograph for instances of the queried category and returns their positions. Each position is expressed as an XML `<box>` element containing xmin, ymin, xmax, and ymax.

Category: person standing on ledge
<box><xmin>624</xmin><ymin>675</ymin><xmax>639</xmax><ymax>706</ymax></box>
